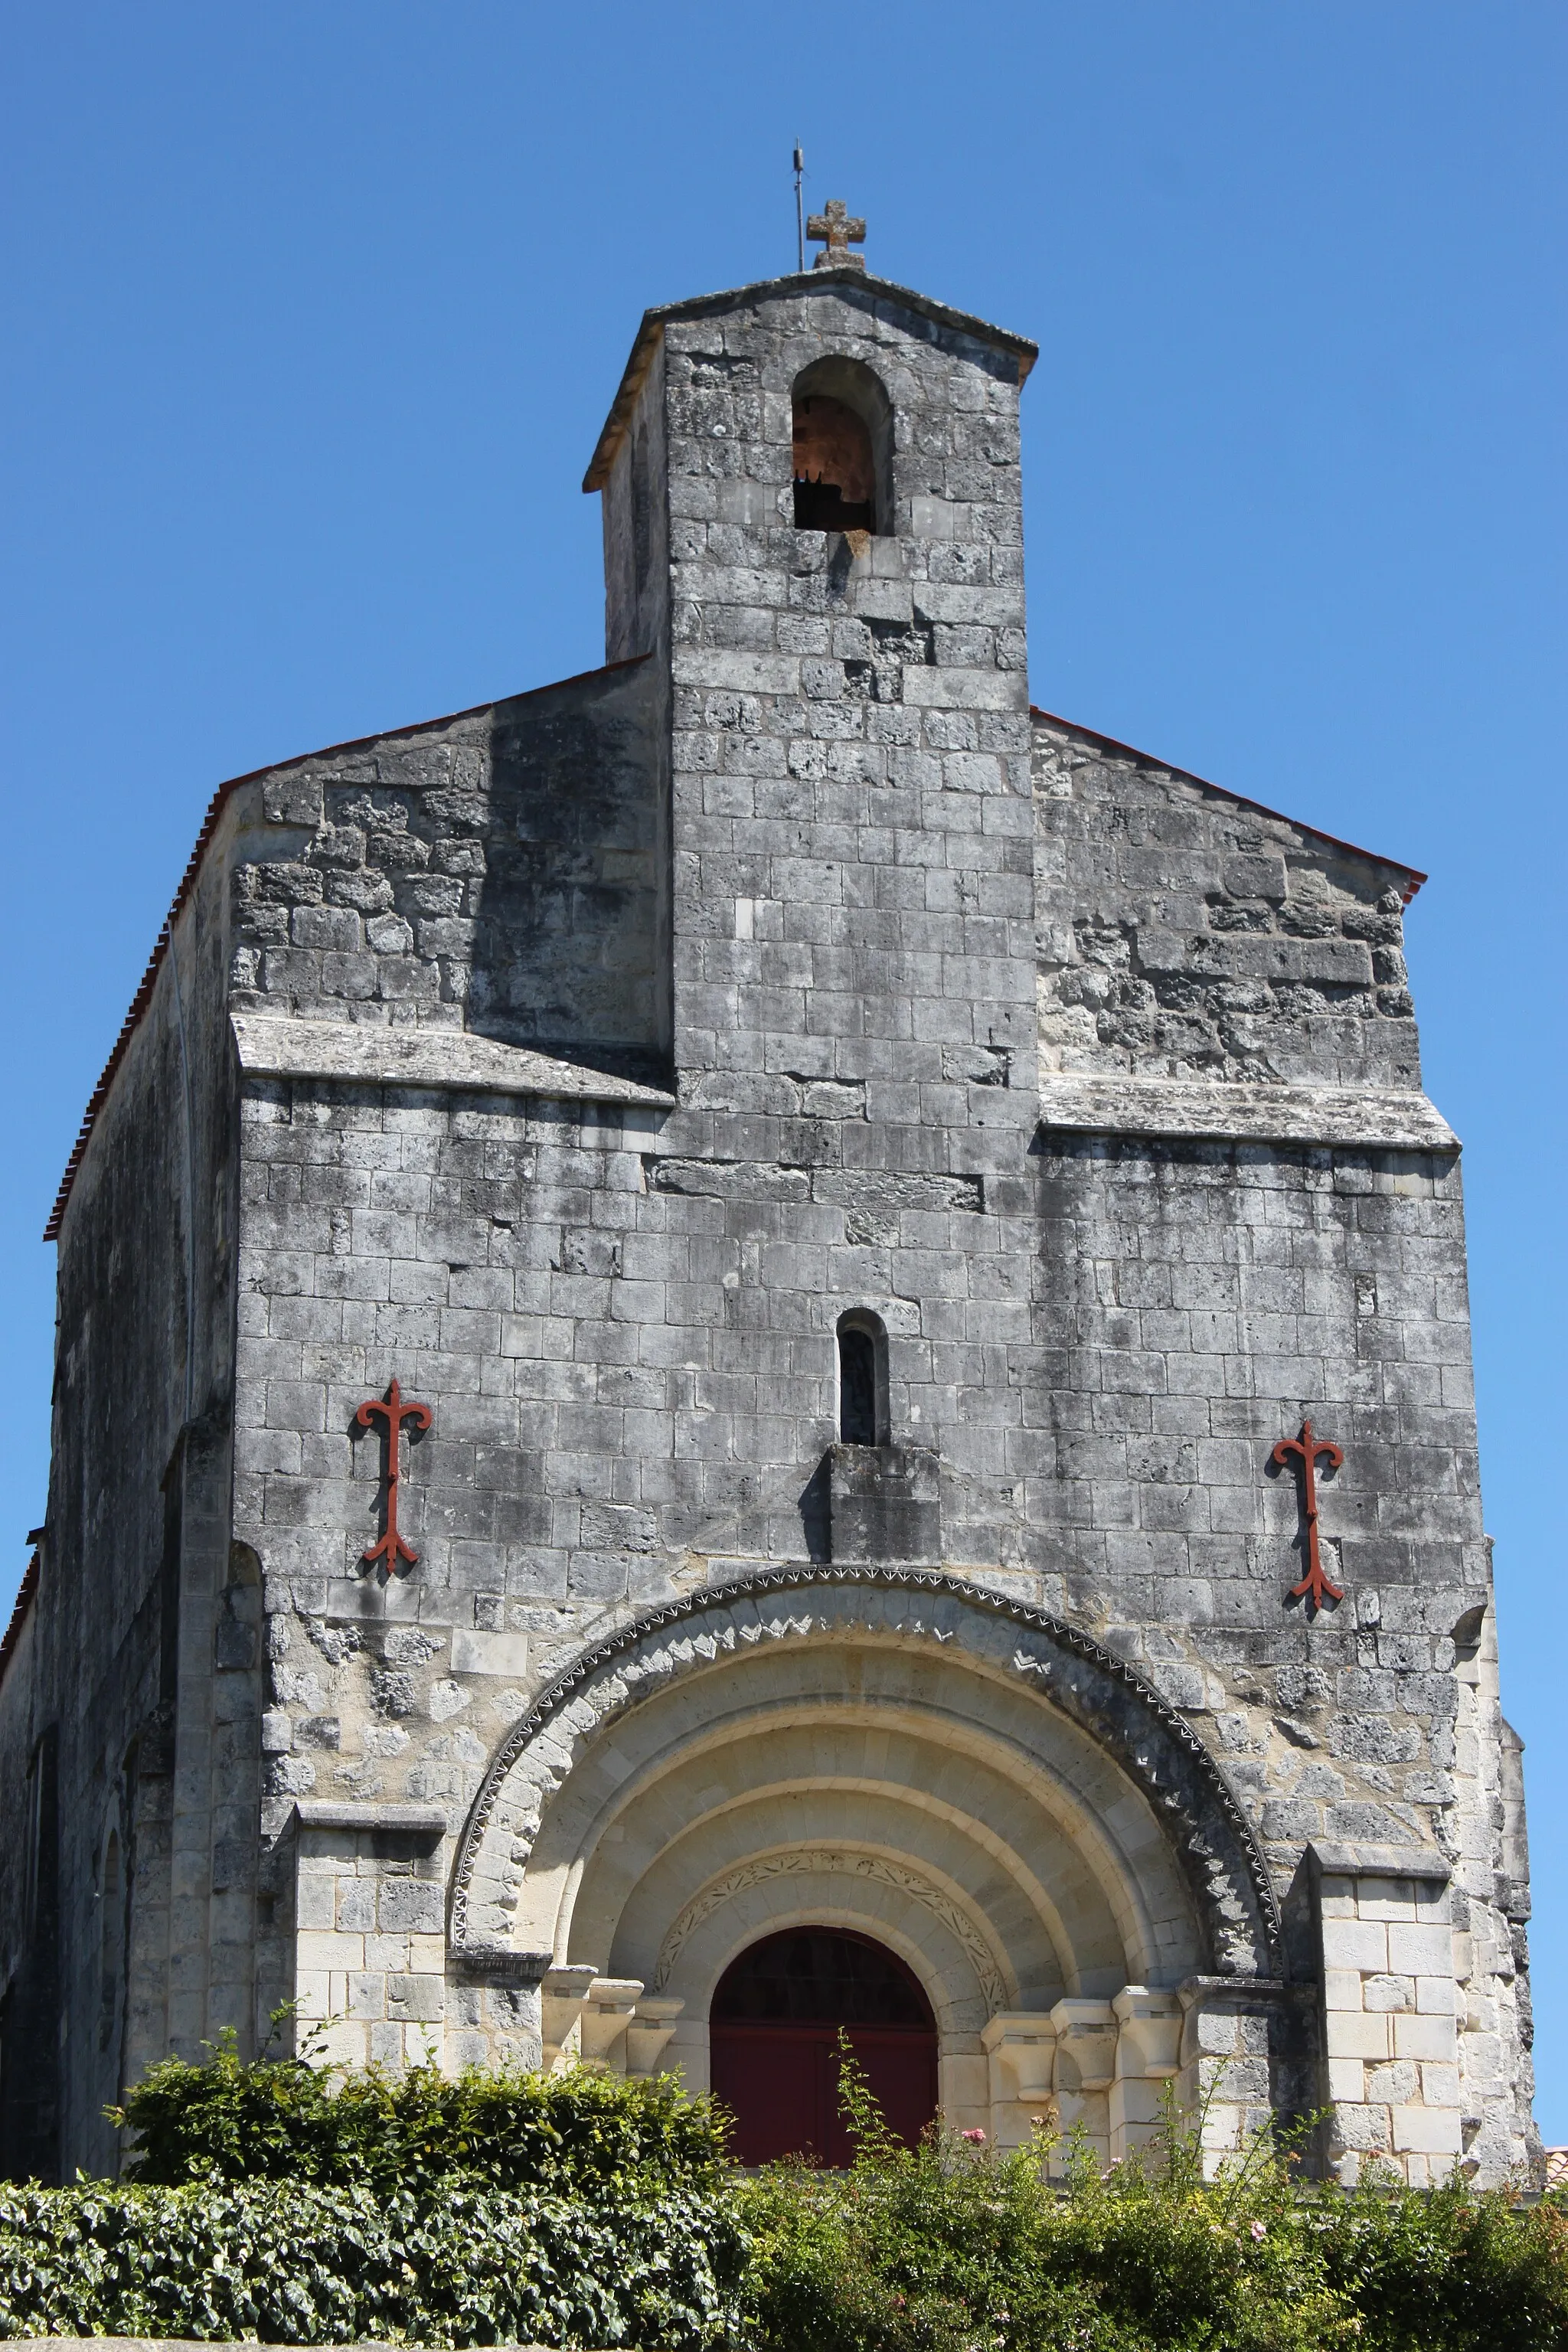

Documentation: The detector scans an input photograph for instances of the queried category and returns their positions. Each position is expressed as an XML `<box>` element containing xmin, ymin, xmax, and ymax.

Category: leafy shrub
<box><xmin>1312</xmin><ymin>2170</ymin><xmax>1568</xmax><ymax>2351</ymax></box>
<box><xmin>737</xmin><ymin>2050</ymin><xmax>1568</xmax><ymax>2352</ymax></box>
<box><xmin>0</xmin><ymin>2177</ymin><xmax>746</xmax><ymax>2347</ymax></box>
<box><xmin>113</xmin><ymin>2030</ymin><xmax>727</xmax><ymax>2200</ymax></box>
<box><xmin>741</xmin><ymin>2113</ymin><xmax>1341</xmax><ymax>2350</ymax></box>
<box><xmin>2</xmin><ymin>2037</ymin><xmax>1563</xmax><ymax>2349</ymax></box>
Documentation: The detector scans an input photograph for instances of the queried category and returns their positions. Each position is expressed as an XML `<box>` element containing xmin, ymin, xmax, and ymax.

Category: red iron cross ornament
<box><xmin>355</xmin><ymin>1379</ymin><xmax>433</xmax><ymax>1573</ymax></box>
<box><xmin>1272</xmin><ymin>1419</ymin><xmax>1345</xmax><ymax>1610</ymax></box>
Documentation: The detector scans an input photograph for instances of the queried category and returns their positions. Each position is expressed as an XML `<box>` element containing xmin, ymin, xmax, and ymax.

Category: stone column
<box><xmin>1049</xmin><ymin>1998</ymin><xmax>1119</xmax><ymax>2167</ymax></box>
<box><xmin>1312</xmin><ymin>1840</ymin><xmax>1462</xmax><ymax>2185</ymax></box>
<box><xmin>982</xmin><ymin>2010</ymin><xmax>1057</xmax><ymax>2149</ymax></box>
<box><xmin>290</xmin><ymin>1801</ymin><xmax>446</xmax><ymax>2067</ymax></box>
<box><xmin>580</xmin><ymin>1976</ymin><xmax>645</xmax><ymax>2073</ymax></box>
<box><xmin>540</xmin><ymin>1963</ymin><xmax>601</xmax><ymax>2071</ymax></box>
<box><xmin>627</xmin><ymin>1996</ymin><xmax>685</xmax><ymax>2079</ymax></box>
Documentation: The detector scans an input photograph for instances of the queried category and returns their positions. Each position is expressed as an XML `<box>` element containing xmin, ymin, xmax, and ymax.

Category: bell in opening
<box><xmin>793</xmin><ymin>393</ymin><xmax>876</xmax><ymax>533</ymax></box>
<box><xmin>710</xmin><ymin>1926</ymin><xmax>938</xmax><ymax>2166</ymax></box>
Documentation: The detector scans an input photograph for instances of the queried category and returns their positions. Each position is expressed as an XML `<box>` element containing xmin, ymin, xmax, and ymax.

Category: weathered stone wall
<box><xmin>658</xmin><ymin>277</ymin><xmax>1035</xmax><ymax>1119</ymax></box>
<box><xmin>0</xmin><ymin>805</ymin><xmax>248</xmax><ymax>2177</ymax></box>
<box><xmin>0</xmin><ymin>1586</ymin><xmax>50</xmax><ymax>2175</ymax></box>
<box><xmin>601</xmin><ymin>335</ymin><xmax>671</xmax><ymax>669</ymax></box>
<box><xmin>8</xmin><ymin>265</ymin><xmax>1534</xmax><ymax>2187</ymax></box>
<box><xmin>1034</xmin><ymin>717</ymin><xmax>1421</xmax><ymax>1090</ymax></box>
<box><xmin>1028</xmin><ymin>1132</ymin><xmax>1530</xmax><ymax>2174</ymax></box>
<box><xmin>231</xmin><ymin>661</ymin><xmax>669</xmax><ymax>1074</ymax></box>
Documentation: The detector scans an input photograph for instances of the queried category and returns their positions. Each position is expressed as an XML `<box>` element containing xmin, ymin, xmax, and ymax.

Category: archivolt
<box><xmin>448</xmin><ymin>1564</ymin><xmax>1282</xmax><ymax>1978</ymax></box>
<box><xmin>650</xmin><ymin>1846</ymin><xmax>1010</xmax><ymax>2012</ymax></box>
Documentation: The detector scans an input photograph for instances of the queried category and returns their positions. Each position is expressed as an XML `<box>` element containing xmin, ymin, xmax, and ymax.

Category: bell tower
<box><xmin>585</xmin><ymin>223</ymin><xmax>1040</xmax><ymax>1117</ymax></box>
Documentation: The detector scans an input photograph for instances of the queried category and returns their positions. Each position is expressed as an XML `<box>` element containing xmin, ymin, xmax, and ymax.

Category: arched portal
<box><xmin>711</xmin><ymin>1926</ymin><xmax>937</xmax><ymax>2166</ymax></box>
<box><xmin>449</xmin><ymin>1568</ymin><xmax>1285</xmax><ymax>2164</ymax></box>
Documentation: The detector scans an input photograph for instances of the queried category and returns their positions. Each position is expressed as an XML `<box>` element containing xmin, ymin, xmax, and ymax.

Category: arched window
<box><xmin>837</xmin><ymin>1310</ymin><xmax>887</xmax><ymax>1447</ymax></box>
<box><xmin>792</xmin><ymin>358</ymin><xmax>893</xmax><ymax>535</ymax></box>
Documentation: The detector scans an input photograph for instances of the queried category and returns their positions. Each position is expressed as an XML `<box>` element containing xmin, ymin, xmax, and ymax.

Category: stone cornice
<box><xmin>294</xmin><ymin>1800</ymin><xmax>446</xmax><ymax>1838</ymax></box>
<box><xmin>232</xmin><ymin>1015</ymin><xmax>675</xmax><ymax>1109</ymax></box>
<box><xmin>1038</xmin><ymin>1074</ymin><xmax>1458</xmax><ymax>1154</ymax></box>
<box><xmin>1308</xmin><ymin>1839</ymin><xmax>1452</xmax><ymax>1883</ymax></box>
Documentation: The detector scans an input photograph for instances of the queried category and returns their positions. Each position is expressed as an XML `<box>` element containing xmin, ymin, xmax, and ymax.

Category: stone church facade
<box><xmin>0</xmin><ymin>247</ymin><xmax>1537</xmax><ymax>2187</ymax></box>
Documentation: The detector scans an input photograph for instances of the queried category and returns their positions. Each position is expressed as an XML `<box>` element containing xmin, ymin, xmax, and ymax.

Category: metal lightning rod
<box><xmin>794</xmin><ymin>142</ymin><xmax>805</xmax><ymax>272</ymax></box>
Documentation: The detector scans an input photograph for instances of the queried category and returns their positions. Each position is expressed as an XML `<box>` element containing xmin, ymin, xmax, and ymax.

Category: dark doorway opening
<box><xmin>710</xmin><ymin>1926</ymin><xmax>938</xmax><ymax>2167</ymax></box>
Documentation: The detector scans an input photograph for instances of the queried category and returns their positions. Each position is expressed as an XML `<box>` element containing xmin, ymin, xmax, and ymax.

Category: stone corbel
<box><xmin>1050</xmin><ymin>1998</ymin><xmax>1119</xmax><ymax>2092</ymax></box>
<box><xmin>1109</xmin><ymin>1986</ymin><xmax>1184</xmax><ymax>2161</ymax></box>
<box><xmin>981</xmin><ymin>2011</ymin><xmax>1057</xmax><ymax>2102</ymax></box>
<box><xmin>579</xmin><ymin>1977</ymin><xmax>645</xmax><ymax>2073</ymax></box>
<box><xmin>626</xmin><ymin>1996</ymin><xmax>684</xmax><ymax>2079</ymax></box>
<box><xmin>541</xmin><ymin>1963</ymin><xmax>601</xmax><ymax>2070</ymax></box>
<box><xmin>1112</xmin><ymin>1985</ymin><xmax>1183</xmax><ymax>2078</ymax></box>
<box><xmin>981</xmin><ymin>2011</ymin><xmax>1057</xmax><ymax>2150</ymax></box>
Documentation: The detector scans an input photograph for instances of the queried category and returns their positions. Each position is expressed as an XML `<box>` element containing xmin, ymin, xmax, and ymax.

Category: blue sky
<box><xmin>2</xmin><ymin>3</ymin><xmax>1563</xmax><ymax>2134</ymax></box>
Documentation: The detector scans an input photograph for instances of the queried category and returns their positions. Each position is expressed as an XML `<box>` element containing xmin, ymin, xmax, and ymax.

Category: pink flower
<box><xmin>961</xmin><ymin>2127</ymin><xmax>988</xmax><ymax>2143</ymax></box>
<box><xmin>1250</xmin><ymin>2220</ymin><xmax>1267</xmax><ymax>2241</ymax></box>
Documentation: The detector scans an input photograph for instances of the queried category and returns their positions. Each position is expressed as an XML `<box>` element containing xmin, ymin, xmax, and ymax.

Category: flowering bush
<box><xmin>737</xmin><ymin>2046</ymin><xmax>1568</xmax><ymax>2352</ymax></box>
<box><xmin>0</xmin><ymin>2036</ymin><xmax>1563</xmax><ymax>2349</ymax></box>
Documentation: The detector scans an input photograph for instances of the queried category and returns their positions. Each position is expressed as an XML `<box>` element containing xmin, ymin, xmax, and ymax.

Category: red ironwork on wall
<box><xmin>1273</xmin><ymin>1420</ymin><xmax>1344</xmax><ymax>1610</ymax></box>
<box><xmin>354</xmin><ymin>1380</ymin><xmax>433</xmax><ymax>1573</ymax></box>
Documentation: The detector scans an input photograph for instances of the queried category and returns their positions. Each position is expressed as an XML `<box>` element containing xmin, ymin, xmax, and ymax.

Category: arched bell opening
<box><xmin>711</xmin><ymin>1925</ymin><xmax>937</xmax><ymax>2166</ymax></box>
<box><xmin>792</xmin><ymin>358</ymin><xmax>893</xmax><ymax>535</ymax></box>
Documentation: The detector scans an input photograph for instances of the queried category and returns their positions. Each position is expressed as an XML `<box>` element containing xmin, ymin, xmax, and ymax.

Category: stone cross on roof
<box><xmin>808</xmin><ymin>198</ymin><xmax>866</xmax><ymax>273</ymax></box>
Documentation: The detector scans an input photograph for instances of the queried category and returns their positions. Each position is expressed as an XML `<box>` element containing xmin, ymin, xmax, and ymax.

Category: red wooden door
<box><xmin>708</xmin><ymin>1928</ymin><xmax>939</xmax><ymax>2167</ymax></box>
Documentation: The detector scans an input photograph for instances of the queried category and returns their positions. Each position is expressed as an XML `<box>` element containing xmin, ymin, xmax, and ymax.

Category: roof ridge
<box><xmin>1030</xmin><ymin>707</ymin><xmax>1426</xmax><ymax>900</ymax></box>
<box><xmin>43</xmin><ymin>655</ymin><xmax>652</xmax><ymax>1241</ymax></box>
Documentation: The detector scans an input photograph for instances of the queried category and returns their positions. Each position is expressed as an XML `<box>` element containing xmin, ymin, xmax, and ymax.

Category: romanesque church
<box><xmin>0</xmin><ymin>217</ymin><xmax>1537</xmax><ymax>2187</ymax></box>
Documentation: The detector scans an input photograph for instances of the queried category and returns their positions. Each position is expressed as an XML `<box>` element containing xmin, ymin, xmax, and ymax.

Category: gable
<box><xmin>1032</xmin><ymin>710</ymin><xmax>1426</xmax><ymax>1095</ymax></box>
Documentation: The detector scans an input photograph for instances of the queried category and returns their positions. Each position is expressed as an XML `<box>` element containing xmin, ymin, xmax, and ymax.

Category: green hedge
<box><xmin>0</xmin><ymin>2177</ymin><xmax>744</xmax><ymax>2347</ymax></box>
<box><xmin>113</xmin><ymin>2039</ymin><xmax>727</xmax><ymax>2199</ymax></box>
<box><xmin>0</xmin><ymin>2041</ymin><xmax>1562</xmax><ymax>2350</ymax></box>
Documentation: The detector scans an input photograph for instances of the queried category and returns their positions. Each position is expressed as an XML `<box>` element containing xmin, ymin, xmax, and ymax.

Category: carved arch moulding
<box><xmin>648</xmin><ymin>1847</ymin><xmax>1010</xmax><ymax>2013</ymax></box>
<box><xmin>446</xmin><ymin>1564</ymin><xmax>1283</xmax><ymax>1981</ymax></box>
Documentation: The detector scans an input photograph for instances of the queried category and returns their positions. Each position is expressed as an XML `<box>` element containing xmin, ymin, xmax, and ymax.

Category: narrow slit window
<box><xmin>838</xmin><ymin>1319</ymin><xmax>881</xmax><ymax>1446</ymax></box>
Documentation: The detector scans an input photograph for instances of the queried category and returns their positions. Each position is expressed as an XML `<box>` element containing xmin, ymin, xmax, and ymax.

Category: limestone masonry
<box><xmin>0</xmin><ymin>254</ymin><xmax>1537</xmax><ymax>2187</ymax></box>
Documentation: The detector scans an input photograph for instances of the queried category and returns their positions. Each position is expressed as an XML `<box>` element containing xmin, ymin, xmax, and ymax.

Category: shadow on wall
<box><xmin>464</xmin><ymin>658</ymin><xmax>671</xmax><ymax>1088</ymax></box>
